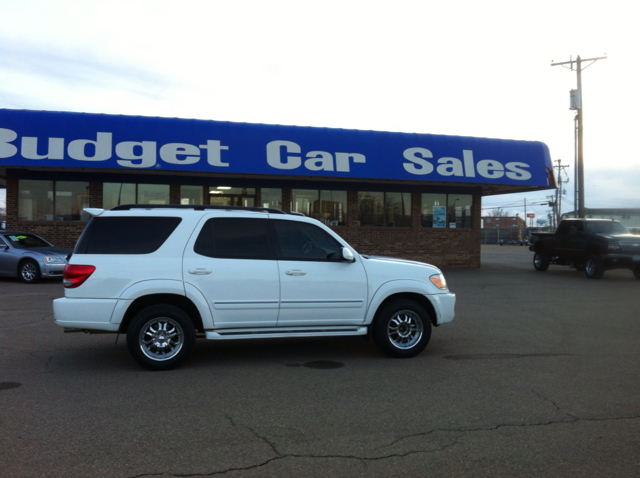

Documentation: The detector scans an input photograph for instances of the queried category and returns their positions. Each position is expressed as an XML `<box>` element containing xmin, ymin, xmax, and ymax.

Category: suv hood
<box><xmin>361</xmin><ymin>254</ymin><xmax>441</xmax><ymax>271</ymax></box>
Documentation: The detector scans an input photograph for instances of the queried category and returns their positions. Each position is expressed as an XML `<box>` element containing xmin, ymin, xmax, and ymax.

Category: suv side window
<box><xmin>194</xmin><ymin>217</ymin><xmax>271</xmax><ymax>259</ymax></box>
<box><xmin>74</xmin><ymin>217</ymin><xmax>182</xmax><ymax>254</ymax></box>
<box><xmin>272</xmin><ymin>220</ymin><xmax>343</xmax><ymax>261</ymax></box>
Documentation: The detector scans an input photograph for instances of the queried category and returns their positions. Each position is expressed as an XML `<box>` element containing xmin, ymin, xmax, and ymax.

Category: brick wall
<box><xmin>5</xmin><ymin>181</ymin><xmax>481</xmax><ymax>267</ymax></box>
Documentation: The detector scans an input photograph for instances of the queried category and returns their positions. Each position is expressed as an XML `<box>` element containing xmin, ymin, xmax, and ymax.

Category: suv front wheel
<box><xmin>126</xmin><ymin>305</ymin><xmax>196</xmax><ymax>371</ymax></box>
<box><xmin>372</xmin><ymin>299</ymin><xmax>432</xmax><ymax>358</ymax></box>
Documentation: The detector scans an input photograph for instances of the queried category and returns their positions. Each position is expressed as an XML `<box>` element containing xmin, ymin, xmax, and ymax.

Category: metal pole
<box><xmin>551</xmin><ymin>55</ymin><xmax>606</xmax><ymax>219</ymax></box>
<box><xmin>576</xmin><ymin>56</ymin><xmax>585</xmax><ymax>218</ymax></box>
<box><xmin>574</xmin><ymin>114</ymin><xmax>578</xmax><ymax>217</ymax></box>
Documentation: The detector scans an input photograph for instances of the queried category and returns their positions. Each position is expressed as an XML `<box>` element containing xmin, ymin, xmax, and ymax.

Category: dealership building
<box><xmin>0</xmin><ymin>109</ymin><xmax>555</xmax><ymax>268</ymax></box>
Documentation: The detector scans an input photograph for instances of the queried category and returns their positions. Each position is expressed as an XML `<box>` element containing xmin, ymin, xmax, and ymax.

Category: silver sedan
<box><xmin>0</xmin><ymin>231</ymin><xmax>72</xmax><ymax>283</ymax></box>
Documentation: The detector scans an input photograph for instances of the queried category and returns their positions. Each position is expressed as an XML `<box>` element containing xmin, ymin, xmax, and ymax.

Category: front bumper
<box><xmin>40</xmin><ymin>261</ymin><xmax>66</xmax><ymax>278</ymax></box>
<box><xmin>431</xmin><ymin>292</ymin><xmax>456</xmax><ymax>325</ymax></box>
<box><xmin>601</xmin><ymin>253</ymin><xmax>640</xmax><ymax>270</ymax></box>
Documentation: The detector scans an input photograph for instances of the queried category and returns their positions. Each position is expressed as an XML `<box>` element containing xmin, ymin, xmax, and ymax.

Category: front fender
<box><xmin>364</xmin><ymin>279</ymin><xmax>435</xmax><ymax>325</ymax></box>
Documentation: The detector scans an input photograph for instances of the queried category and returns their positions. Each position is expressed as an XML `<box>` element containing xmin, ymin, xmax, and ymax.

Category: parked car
<box><xmin>53</xmin><ymin>205</ymin><xmax>456</xmax><ymax>370</ymax></box>
<box><xmin>0</xmin><ymin>231</ymin><xmax>72</xmax><ymax>283</ymax></box>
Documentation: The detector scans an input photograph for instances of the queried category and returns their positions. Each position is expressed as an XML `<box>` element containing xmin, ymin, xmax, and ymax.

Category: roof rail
<box><xmin>109</xmin><ymin>204</ymin><xmax>289</xmax><ymax>214</ymax></box>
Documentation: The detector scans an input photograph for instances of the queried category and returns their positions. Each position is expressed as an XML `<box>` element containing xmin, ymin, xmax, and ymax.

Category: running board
<box><xmin>205</xmin><ymin>326</ymin><xmax>368</xmax><ymax>340</ymax></box>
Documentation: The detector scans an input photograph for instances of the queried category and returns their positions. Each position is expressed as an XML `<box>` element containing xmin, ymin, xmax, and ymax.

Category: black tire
<box><xmin>372</xmin><ymin>299</ymin><xmax>432</xmax><ymax>358</ymax></box>
<box><xmin>126</xmin><ymin>304</ymin><xmax>196</xmax><ymax>371</ymax></box>
<box><xmin>633</xmin><ymin>265</ymin><xmax>640</xmax><ymax>280</ymax></box>
<box><xmin>585</xmin><ymin>255</ymin><xmax>604</xmax><ymax>279</ymax></box>
<box><xmin>533</xmin><ymin>251</ymin><xmax>550</xmax><ymax>272</ymax></box>
<box><xmin>19</xmin><ymin>259</ymin><xmax>41</xmax><ymax>283</ymax></box>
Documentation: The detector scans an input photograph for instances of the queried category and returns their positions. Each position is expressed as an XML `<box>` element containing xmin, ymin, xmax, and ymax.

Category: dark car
<box><xmin>0</xmin><ymin>231</ymin><xmax>72</xmax><ymax>283</ymax></box>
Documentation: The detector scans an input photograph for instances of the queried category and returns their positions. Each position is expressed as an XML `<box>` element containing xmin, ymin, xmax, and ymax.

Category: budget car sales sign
<box><xmin>0</xmin><ymin>109</ymin><xmax>554</xmax><ymax>187</ymax></box>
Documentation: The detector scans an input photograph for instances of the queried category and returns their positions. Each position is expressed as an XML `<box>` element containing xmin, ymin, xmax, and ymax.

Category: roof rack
<box><xmin>109</xmin><ymin>204</ymin><xmax>291</xmax><ymax>214</ymax></box>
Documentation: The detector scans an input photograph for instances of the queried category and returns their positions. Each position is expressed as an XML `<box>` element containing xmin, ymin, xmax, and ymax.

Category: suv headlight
<box><xmin>430</xmin><ymin>273</ymin><xmax>448</xmax><ymax>290</ymax></box>
<box><xmin>607</xmin><ymin>242</ymin><xmax>621</xmax><ymax>250</ymax></box>
<box><xmin>44</xmin><ymin>255</ymin><xmax>65</xmax><ymax>263</ymax></box>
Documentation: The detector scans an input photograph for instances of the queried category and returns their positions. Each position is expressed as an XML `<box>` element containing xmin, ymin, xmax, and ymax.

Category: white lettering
<box><xmin>436</xmin><ymin>157</ymin><xmax>464</xmax><ymax>176</ymax></box>
<box><xmin>21</xmin><ymin>137</ymin><xmax>64</xmax><ymax>160</ymax></box>
<box><xmin>116</xmin><ymin>141</ymin><xmax>157</xmax><ymax>168</ymax></box>
<box><xmin>505</xmin><ymin>162</ymin><xmax>532</xmax><ymax>180</ymax></box>
<box><xmin>266</xmin><ymin>140</ymin><xmax>301</xmax><ymax>170</ymax></box>
<box><xmin>199</xmin><ymin>140</ymin><xmax>229</xmax><ymax>167</ymax></box>
<box><xmin>476</xmin><ymin>159</ymin><xmax>505</xmax><ymax>178</ymax></box>
<box><xmin>305</xmin><ymin>151</ymin><xmax>334</xmax><ymax>171</ymax></box>
<box><xmin>0</xmin><ymin>128</ymin><xmax>18</xmax><ymax>158</ymax></box>
<box><xmin>68</xmin><ymin>132</ymin><xmax>112</xmax><ymax>161</ymax></box>
<box><xmin>402</xmin><ymin>147</ymin><xmax>434</xmax><ymax>175</ymax></box>
<box><xmin>160</xmin><ymin>143</ymin><xmax>200</xmax><ymax>165</ymax></box>
<box><xmin>335</xmin><ymin>152</ymin><xmax>366</xmax><ymax>172</ymax></box>
<box><xmin>463</xmin><ymin>150</ymin><xmax>476</xmax><ymax>177</ymax></box>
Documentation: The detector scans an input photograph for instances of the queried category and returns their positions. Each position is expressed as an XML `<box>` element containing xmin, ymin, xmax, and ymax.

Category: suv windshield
<box><xmin>3</xmin><ymin>234</ymin><xmax>50</xmax><ymax>249</ymax></box>
<box><xmin>585</xmin><ymin>221</ymin><xmax>630</xmax><ymax>235</ymax></box>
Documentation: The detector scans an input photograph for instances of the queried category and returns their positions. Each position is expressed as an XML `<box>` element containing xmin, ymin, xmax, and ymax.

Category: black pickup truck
<box><xmin>529</xmin><ymin>218</ymin><xmax>640</xmax><ymax>279</ymax></box>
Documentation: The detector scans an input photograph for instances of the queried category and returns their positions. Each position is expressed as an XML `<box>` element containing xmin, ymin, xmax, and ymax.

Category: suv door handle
<box><xmin>285</xmin><ymin>269</ymin><xmax>307</xmax><ymax>276</ymax></box>
<box><xmin>188</xmin><ymin>268</ymin><xmax>212</xmax><ymax>275</ymax></box>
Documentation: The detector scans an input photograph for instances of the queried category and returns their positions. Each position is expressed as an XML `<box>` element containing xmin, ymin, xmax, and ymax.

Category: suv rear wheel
<box><xmin>372</xmin><ymin>299</ymin><xmax>432</xmax><ymax>358</ymax></box>
<box><xmin>126</xmin><ymin>305</ymin><xmax>196</xmax><ymax>371</ymax></box>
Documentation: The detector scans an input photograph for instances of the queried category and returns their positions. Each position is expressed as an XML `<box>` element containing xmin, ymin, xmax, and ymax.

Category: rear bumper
<box><xmin>53</xmin><ymin>297</ymin><xmax>119</xmax><ymax>332</ymax></box>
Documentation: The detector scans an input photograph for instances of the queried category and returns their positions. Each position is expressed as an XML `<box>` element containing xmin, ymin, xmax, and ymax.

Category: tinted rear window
<box><xmin>75</xmin><ymin>217</ymin><xmax>182</xmax><ymax>254</ymax></box>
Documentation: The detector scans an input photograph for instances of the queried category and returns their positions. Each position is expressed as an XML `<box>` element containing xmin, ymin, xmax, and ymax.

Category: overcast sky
<box><xmin>1</xmin><ymin>0</ymin><xmax>638</xmax><ymax>223</ymax></box>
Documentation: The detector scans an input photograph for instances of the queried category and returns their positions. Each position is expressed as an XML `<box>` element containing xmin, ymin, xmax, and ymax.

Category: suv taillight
<box><xmin>63</xmin><ymin>265</ymin><xmax>96</xmax><ymax>288</ymax></box>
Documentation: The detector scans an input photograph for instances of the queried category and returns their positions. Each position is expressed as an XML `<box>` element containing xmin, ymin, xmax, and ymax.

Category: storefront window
<box><xmin>421</xmin><ymin>194</ymin><xmax>448</xmax><ymax>228</ymax></box>
<box><xmin>18</xmin><ymin>180</ymin><xmax>90</xmax><ymax>222</ymax></box>
<box><xmin>261</xmin><ymin>188</ymin><xmax>282</xmax><ymax>210</ymax></box>
<box><xmin>103</xmin><ymin>183</ymin><xmax>135</xmax><ymax>209</ymax></box>
<box><xmin>180</xmin><ymin>186</ymin><xmax>203</xmax><ymax>205</ymax></box>
<box><xmin>449</xmin><ymin>194</ymin><xmax>473</xmax><ymax>228</ymax></box>
<box><xmin>103</xmin><ymin>183</ymin><xmax>169</xmax><ymax>209</ymax></box>
<box><xmin>422</xmin><ymin>193</ymin><xmax>473</xmax><ymax>228</ymax></box>
<box><xmin>138</xmin><ymin>184</ymin><xmax>170</xmax><ymax>204</ymax></box>
<box><xmin>208</xmin><ymin>186</ymin><xmax>255</xmax><ymax>207</ymax></box>
<box><xmin>358</xmin><ymin>191</ymin><xmax>411</xmax><ymax>227</ymax></box>
<box><xmin>292</xmin><ymin>190</ymin><xmax>347</xmax><ymax>226</ymax></box>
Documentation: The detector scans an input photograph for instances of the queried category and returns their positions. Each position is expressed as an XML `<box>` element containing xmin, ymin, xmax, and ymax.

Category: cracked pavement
<box><xmin>1</xmin><ymin>246</ymin><xmax>640</xmax><ymax>477</ymax></box>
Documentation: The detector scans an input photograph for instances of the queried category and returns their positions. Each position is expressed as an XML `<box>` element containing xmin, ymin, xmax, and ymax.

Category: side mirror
<box><xmin>341</xmin><ymin>247</ymin><xmax>356</xmax><ymax>263</ymax></box>
<box><xmin>0</xmin><ymin>244</ymin><xmax>8</xmax><ymax>250</ymax></box>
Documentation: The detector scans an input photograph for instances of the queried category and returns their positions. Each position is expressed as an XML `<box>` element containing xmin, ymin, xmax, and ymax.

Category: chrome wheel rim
<box><xmin>586</xmin><ymin>259</ymin><xmax>595</xmax><ymax>275</ymax></box>
<box><xmin>534</xmin><ymin>254</ymin><xmax>542</xmax><ymax>268</ymax></box>
<box><xmin>139</xmin><ymin>317</ymin><xmax>184</xmax><ymax>361</ymax></box>
<box><xmin>387</xmin><ymin>310</ymin><xmax>423</xmax><ymax>349</ymax></box>
<box><xmin>21</xmin><ymin>262</ymin><xmax>37</xmax><ymax>281</ymax></box>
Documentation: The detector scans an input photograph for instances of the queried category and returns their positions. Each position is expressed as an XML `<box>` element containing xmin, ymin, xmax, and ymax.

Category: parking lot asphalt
<box><xmin>1</xmin><ymin>245</ymin><xmax>640</xmax><ymax>478</ymax></box>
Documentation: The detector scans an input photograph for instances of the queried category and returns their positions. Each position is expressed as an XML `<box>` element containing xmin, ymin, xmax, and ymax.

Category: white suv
<box><xmin>53</xmin><ymin>205</ymin><xmax>455</xmax><ymax>370</ymax></box>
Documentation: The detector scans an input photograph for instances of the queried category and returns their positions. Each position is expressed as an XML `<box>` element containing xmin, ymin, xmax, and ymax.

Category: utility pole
<box><xmin>551</xmin><ymin>55</ymin><xmax>607</xmax><ymax>218</ymax></box>
<box><xmin>554</xmin><ymin>159</ymin><xmax>570</xmax><ymax>224</ymax></box>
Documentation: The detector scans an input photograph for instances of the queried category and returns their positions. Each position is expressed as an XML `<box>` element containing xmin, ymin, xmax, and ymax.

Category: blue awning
<box><xmin>0</xmin><ymin>109</ymin><xmax>555</xmax><ymax>194</ymax></box>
